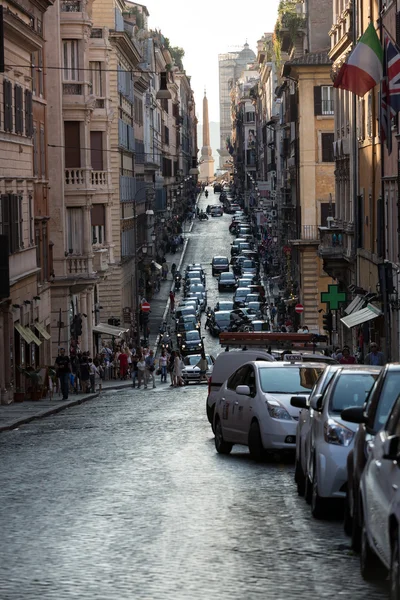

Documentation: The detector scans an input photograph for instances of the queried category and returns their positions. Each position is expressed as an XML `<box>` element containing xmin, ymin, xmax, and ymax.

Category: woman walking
<box><xmin>168</xmin><ymin>351</ymin><xmax>176</xmax><ymax>387</ymax></box>
<box><xmin>159</xmin><ymin>349</ymin><xmax>168</xmax><ymax>383</ymax></box>
<box><xmin>137</xmin><ymin>354</ymin><xmax>146</xmax><ymax>389</ymax></box>
<box><xmin>195</xmin><ymin>351</ymin><xmax>209</xmax><ymax>383</ymax></box>
<box><xmin>173</xmin><ymin>351</ymin><xmax>184</xmax><ymax>387</ymax></box>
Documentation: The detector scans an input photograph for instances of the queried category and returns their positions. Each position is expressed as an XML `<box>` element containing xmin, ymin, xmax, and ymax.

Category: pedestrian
<box><xmin>162</xmin><ymin>261</ymin><xmax>168</xmax><ymax>280</ymax></box>
<box><xmin>168</xmin><ymin>350</ymin><xmax>176</xmax><ymax>386</ymax></box>
<box><xmin>118</xmin><ymin>347</ymin><xmax>129</xmax><ymax>380</ymax></box>
<box><xmin>173</xmin><ymin>351</ymin><xmax>184</xmax><ymax>387</ymax></box>
<box><xmin>88</xmin><ymin>358</ymin><xmax>99</xmax><ymax>392</ymax></box>
<box><xmin>171</xmin><ymin>263</ymin><xmax>177</xmax><ymax>278</ymax></box>
<box><xmin>364</xmin><ymin>342</ymin><xmax>385</xmax><ymax>366</ymax></box>
<box><xmin>169</xmin><ymin>290</ymin><xmax>175</xmax><ymax>313</ymax></box>
<box><xmin>79</xmin><ymin>352</ymin><xmax>90</xmax><ymax>393</ymax></box>
<box><xmin>332</xmin><ymin>346</ymin><xmax>343</xmax><ymax>361</ymax></box>
<box><xmin>339</xmin><ymin>346</ymin><xmax>356</xmax><ymax>364</ymax></box>
<box><xmin>131</xmin><ymin>352</ymin><xmax>139</xmax><ymax>388</ymax></box>
<box><xmin>137</xmin><ymin>354</ymin><xmax>146</xmax><ymax>389</ymax></box>
<box><xmin>144</xmin><ymin>349</ymin><xmax>156</xmax><ymax>389</ymax></box>
<box><xmin>159</xmin><ymin>349</ymin><xmax>168</xmax><ymax>383</ymax></box>
<box><xmin>55</xmin><ymin>348</ymin><xmax>71</xmax><ymax>400</ymax></box>
<box><xmin>195</xmin><ymin>351</ymin><xmax>208</xmax><ymax>383</ymax></box>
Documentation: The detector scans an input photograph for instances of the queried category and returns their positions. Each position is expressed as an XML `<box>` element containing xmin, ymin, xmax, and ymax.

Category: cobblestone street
<box><xmin>0</xmin><ymin>194</ymin><xmax>387</xmax><ymax>599</ymax></box>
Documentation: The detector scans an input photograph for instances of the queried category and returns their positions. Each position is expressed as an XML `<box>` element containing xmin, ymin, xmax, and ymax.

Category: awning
<box><xmin>340</xmin><ymin>304</ymin><xmax>382</xmax><ymax>329</ymax></box>
<box><xmin>344</xmin><ymin>295</ymin><xmax>365</xmax><ymax>315</ymax></box>
<box><xmin>93</xmin><ymin>323</ymin><xmax>129</xmax><ymax>337</ymax></box>
<box><xmin>153</xmin><ymin>262</ymin><xmax>162</xmax><ymax>271</ymax></box>
<box><xmin>34</xmin><ymin>321</ymin><xmax>51</xmax><ymax>340</ymax></box>
<box><xmin>14</xmin><ymin>323</ymin><xmax>42</xmax><ymax>346</ymax></box>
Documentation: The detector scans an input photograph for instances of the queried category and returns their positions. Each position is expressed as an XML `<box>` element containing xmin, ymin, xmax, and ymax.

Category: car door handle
<box><xmin>234</xmin><ymin>401</ymin><xmax>239</xmax><ymax>405</ymax></box>
<box><xmin>393</xmin><ymin>484</ymin><xmax>399</xmax><ymax>491</ymax></box>
<box><xmin>375</xmin><ymin>460</ymin><xmax>382</xmax><ymax>469</ymax></box>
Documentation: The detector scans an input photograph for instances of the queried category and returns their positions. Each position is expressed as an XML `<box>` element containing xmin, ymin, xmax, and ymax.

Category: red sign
<box><xmin>141</xmin><ymin>301</ymin><xmax>150</xmax><ymax>313</ymax></box>
<box><xmin>295</xmin><ymin>304</ymin><xmax>304</xmax><ymax>314</ymax></box>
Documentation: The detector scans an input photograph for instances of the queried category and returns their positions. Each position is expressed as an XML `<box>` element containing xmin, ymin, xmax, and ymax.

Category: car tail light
<box><xmin>208</xmin><ymin>376</ymin><xmax>212</xmax><ymax>396</ymax></box>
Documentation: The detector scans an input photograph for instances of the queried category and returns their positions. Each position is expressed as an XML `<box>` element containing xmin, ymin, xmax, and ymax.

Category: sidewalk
<box><xmin>0</xmin><ymin>193</ymin><xmax>201</xmax><ymax>433</ymax></box>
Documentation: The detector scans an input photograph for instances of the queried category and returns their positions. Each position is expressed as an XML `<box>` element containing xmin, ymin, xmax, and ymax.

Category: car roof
<box><xmin>215</xmin><ymin>311</ymin><xmax>232</xmax><ymax>316</ymax></box>
<box><xmin>213</xmin><ymin>256</ymin><xmax>229</xmax><ymax>260</ymax></box>
<box><xmin>253</xmin><ymin>361</ymin><xmax>327</xmax><ymax>368</ymax></box>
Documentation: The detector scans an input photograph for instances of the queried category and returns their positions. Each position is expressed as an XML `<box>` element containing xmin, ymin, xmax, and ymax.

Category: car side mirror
<box><xmin>309</xmin><ymin>393</ymin><xmax>323</xmax><ymax>411</ymax></box>
<box><xmin>341</xmin><ymin>406</ymin><xmax>366</xmax><ymax>424</ymax></box>
<box><xmin>291</xmin><ymin>396</ymin><xmax>308</xmax><ymax>409</ymax></box>
<box><xmin>236</xmin><ymin>385</ymin><xmax>250</xmax><ymax>396</ymax></box>
<box><xmin>383</xmin><ymin>436</ymin><xmax>400</xmax><ymax>460</ymax></box>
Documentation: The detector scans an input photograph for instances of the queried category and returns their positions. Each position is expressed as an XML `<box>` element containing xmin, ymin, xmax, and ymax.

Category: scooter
<box><xmin>174</xmin><ymin>274</ymin><xmax>182</xmax><ymax>291</ymax></box>
<box><xmin>199</xmin><ymin>212</ymin><xmax>209</xmax><ymax>221</ymax></box>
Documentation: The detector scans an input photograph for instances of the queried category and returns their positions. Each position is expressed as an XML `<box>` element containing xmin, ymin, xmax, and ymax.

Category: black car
<box><xmin>180</xmin><ymin>330</ymin><xmax>203</xmax><ymax>355</ymax></box>
<box><xmin>218</xmin><ymin>272</ymin><xmax>237</xmax><ymax>292</ymax></box>
<box><xmin>209</xmin><ymin>311</ymin><xmax>232</xmax><ymax>337</ymax></box>
<box><xmin>233</xmin><ymin>287</ymin><xmax>251</xmax><ymax>308</ymax></box>
<box><xmin>341</xmin><ymin>363</ymin><xmax>400</xmax><ymax>550</ymax></box>
<box><xmin>211</xmin><ymin>256</ymin><xmax>229</xmax><ymax>276</ymax></box>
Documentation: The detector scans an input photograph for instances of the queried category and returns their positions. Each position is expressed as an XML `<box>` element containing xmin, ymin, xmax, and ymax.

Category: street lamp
<box><xmin>156</xmin><ymin>72</ymin><xmax>171</xmax><ymax>100</ymax></box>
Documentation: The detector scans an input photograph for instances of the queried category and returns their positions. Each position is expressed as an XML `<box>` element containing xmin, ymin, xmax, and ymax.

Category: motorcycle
<box><xmin>174</xmin><ymin>274</ymin><xmax>182</xmax><ymax>291</ymax></box>
<box><xmin>199</xmin><ymin>212</ymin><xmax>209</xmax><ymax>221</ymax></box>
<box><xmin>161</xmin><ymin>331</ymin><xmax>173</xmax><ymax>352</ymax></box>
<box><xmin>159</xmin><ymin>321</ymin><xmax>167</xmax><ymax>335</ymax></box>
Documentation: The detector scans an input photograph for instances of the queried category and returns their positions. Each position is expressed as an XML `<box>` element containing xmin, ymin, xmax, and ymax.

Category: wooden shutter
<box><xmin>9</xmin><ymin>194</ymin><xmax>19</xmax><ymax>253</ymax></box>
<box><xmin>320</xmin><ymin>202</ymin><xmax>335</xmax><ymax>226</ymax></box>
<box><xmin>321</xmin><ymin>133</ymin><xmax>334</xmax><ymax>162</ymax></box>
<box><xmin>25</xmin><ymin>90</ymin><xmax>33</xmax><ymax>136</ymax></box>
<box><xmin>33</xmin><ymin>125</ymin><xmax>39</xmax><ymax>176</ymax></box>
<box><xmin>91</xmin><ymin>204</ymin><xmax>105</xmax><ymax>226</ymax></box>
<box><xmin>314</xmin><ymin>86</ymin><xmax>322</xmax><ymax>116</ymax></box>
<box><xmin>90</xmin><ymin>131</ymin><xmax>103</xmax><ymax>170</ymax></box>
<box><xmin>40</xmin><ymin>126</ymin><xmax>46</xmax><ymax>177</ymax></box>
<box><xmin>3</xmin><ymin>80</ymin><xmax>12</xmax><ymax>131</ymax></box>
<box><xmin>290</xmin><ymin>93</ymin><xmax>297</xmax><ymax>121</ymax></box>
<box><xmin>0</xmin><ymin>235</ymin><xmax>10</xmax><ymax>299</ymax></box>
<box><xmin>1</xmin><ymin>195</ymin><xmax>10</xmax><ymax>244</ymax></box>
<box><xmin>64</xmin><ymin>121</ymin><xmax>81</xmax><ymax>167</ymax></box>
<box><xmin>14</xmin><ymin>85</ymin><xmax>23</xmax><ymax>134</ymax></box>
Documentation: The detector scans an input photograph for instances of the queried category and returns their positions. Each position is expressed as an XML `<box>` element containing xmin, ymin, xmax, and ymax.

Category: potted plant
<box><xmin>14</xmin><ymin>388</ymin><xmax>26</xmax><ymax>402</ymax></box>
<box><xmin>18</xmin><ymin>367</ymin><xmax>43</xmax><ymax>401</ymax></box>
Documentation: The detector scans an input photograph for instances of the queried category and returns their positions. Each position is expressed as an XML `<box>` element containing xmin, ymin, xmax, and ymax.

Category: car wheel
<box><xmin>360</xmin><ymin>519</ymin><xmax>386</xmax><ymax>581</ymax></box>
<box><xmin>295</xmin><ymin>460</ymin><xmax>305</xmax><ymax>497</ymax></box>
<box><xmin>214</xmin><ymin>417</ymin><xmax>232</xmax><ymax>455</ymax></box>
<box><xmin>343</xmin><ymin>490</ymin><xmax>353</xmax><ymax>537</ymax></box>
<box><xmin>248</xmin><ymin>420</ymin><xmax>265</xmax><ymax>462</ymax></box>
<box><xmin>390</xmin><ymin>532</ymin><xmax>400</xmax><ymax>600</ymax></box>
<box><xmin>311</xmin><ymin>468</ymin><xmax>327</xmax><ymax>519</ymax></box>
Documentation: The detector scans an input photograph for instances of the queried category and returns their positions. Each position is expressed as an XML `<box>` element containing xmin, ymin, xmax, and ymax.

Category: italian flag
<box><xmin>334</xmin><ymin>23</ymin><xmax>383</xmax><ymax>96</ymax></box>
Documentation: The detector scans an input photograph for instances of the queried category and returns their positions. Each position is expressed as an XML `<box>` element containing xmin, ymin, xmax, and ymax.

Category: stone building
<box><xmin>0</xmin><ymin>0</ymin><xmax>53</xmax><ymax>403</ymax></box>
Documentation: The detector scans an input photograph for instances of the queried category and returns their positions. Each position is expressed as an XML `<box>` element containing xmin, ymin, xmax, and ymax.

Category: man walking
<box><xmin>364</xmin><ymin>342</ymin><xmax>385</xmax><ymax>366</ymax></box>
<box><xmin>55</xmin><ymin>348</ymin><xmax>71</xmax><ymax>400</ymax></box>
<box><xmin>169</xmin><ymin>290</ymin><xmax>175</xmax><ymax>313</ymax></box>
<box><xmin>145</xmin><ymin>349</ymin><xmax>157</xmax><ymax>389</ymax></box>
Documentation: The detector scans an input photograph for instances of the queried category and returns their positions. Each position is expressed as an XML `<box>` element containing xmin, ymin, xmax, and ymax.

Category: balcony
<box><xmin>9</xmin><ymin>247</ymin><xmax>39</xmax><ymax>285</ymax></box>
<box><xmin>290</xmin><ymin>225</ymin><xmax>320</xmax><ymax>246</ymax></box>
<box><xmin>65</xmin><ymin>168</ymin><xmax>111</xmax><ymax>191</ymax></box>
<box><xmin>66</xmin><ymin>256</ymin><xmax>90</xmax><ymax>275</ymax></box>
<box><xmin>93</xmin><ymin>249</ymin><xmax>109</xmax><ymax>272</ymax></box>
<box><xmin>61</xmin><ymin>0</ymin><xmax>81</xmax><ymax>12</ymax></box>
<box><xmin>318</xmin><ymin>227</ymin><xmax>345</xmax><ymax>258</ymax></box>
<box><xmin>65</xmin><ymin>168</ymin><xmax>85</xmax><ymax>186</ymax></box>
<box><xmin>91</xmin><ymin>171</ymin><xmax>108</xmax><ymax>187</ymax></box>
<box><xmin>63</xmin><ymin>83</ymin><xmax>82</xmax><ymax>95</ymax></box>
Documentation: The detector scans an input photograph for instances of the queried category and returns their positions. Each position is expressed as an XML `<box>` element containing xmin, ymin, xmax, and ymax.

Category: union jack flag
<box><xmin>380</xmin><ymin>32</ymin><xmax>400</xmax><ymax>155</ymax></box>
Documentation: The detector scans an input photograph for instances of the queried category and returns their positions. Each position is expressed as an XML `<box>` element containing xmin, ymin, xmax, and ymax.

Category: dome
<box><xmin>237</xmin><ymin>43</ymin><xmax>256</xmax><ymax>65</ymax></box>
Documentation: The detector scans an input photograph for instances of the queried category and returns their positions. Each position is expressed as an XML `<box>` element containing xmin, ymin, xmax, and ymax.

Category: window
<box><xmin>28</xmin><ymin>195</ymin><xmax>34</xmax><ymax>245</ymax></box>
<box><xmin>67</xmin><ymin>208</ymin><xmax>83</xmax><ymax>254</ymax></box>
<box><xmin>90</xmin><ymin>131</ymin><xmax>103</xmax><ymax>170</ymax></box>
<box><xmin>14</xmin><ymin>85</ymin><xmax>23</xmax><ymax>134</ymax></box>
<box><xmin>321</xmin><ymin>133</ymin><xmax>334</xmax><ymax>162</ymax></box>
<box><xmin>38</xmin><ymin>50</ymin><xmax>43</xmax><ymax>96</ymax></box>
<box><xmin>63</xmin><ymin>40</ymin><xmax>79</xmax><ymax>80</ymax></box>
<box><xmin>89</xmin><ymin>62</ymin><xmax>103</xmax><ymax>96</ymax></box>
<box><xmin>33</xmin><ymin>125</ymin><xmax>39</xmax><ymax>176</ymax></box>
<box><xmin>0</xmin><ymin>194</ymin><xmax>23</xmax><ymax>254</ymax></box>
<box><xmin>161</xmin><ymin>98</ymin><xmax>169</xmax><ymax>113</ymax></box>
<box><xmin>245</xmin><ymin>111</ymin><xmax>255</xmax><ymax>123</ymax></box>
<box><xmin>24</xmin><ymin>90</ymin><xmax>33</xmax><ymax>137</ymax></box>
<box><xmin>91</xmin><ymin>205</ymin><xmax>105</xmax><ymax>245</ymax></box>
<box><xmin>246</xmin><ymin>149</ymin><xmax>256</xmax><ymax>166</ymax></box>
<box><xmin>40</xmin><ymin>126</ymin><xmax>46</xmax><ymax>177</ymax></box>
<box><xmin>164</xmin><ymin>125</ymin><xmax>170</xmax><ymax>146</ymax></box>
<box><xmin>64</xmin><ymin>121</ymin><xmax>81</xmax><ymax>167</ymax></box>
<box><xmin>320</xmin><ymin>202</ymin><xmax>335</xmax><ymax>226</ymax></box>
<box><xmin>321</xmin><ymin>86</ymin><xmax>334</xmax><ymax>114</ymax></box>
<box><xmin>227</xmin><ymin>366</ymin><xmax>249</xmax><ymax>391</ymax></box>
<box><xmin>3</xmin><ymin>80</ymin><xmax>13</xmax><ymax>132</ymax></box>
<box><xmin>329</xmin><ymin>373</ymin><xmax>378</xmax><ymax>413</ymax></box>
<box><xmin>134</xmin><ymin>96</ymin><xmax>143</xmax><ymax>125</ymax></box>
<box><xmin>259</xmin><ymin>367</ymin><xmax>323</xmax><ymax>394</ymax></box>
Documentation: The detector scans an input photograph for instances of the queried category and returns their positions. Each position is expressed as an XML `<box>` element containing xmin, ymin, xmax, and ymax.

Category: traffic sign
<box><xmin>295</xmin><ymin>304</ymin><xmax>304</xmax><ymax>314</ymax></box>
<box><xmin>141</xmin><ymin>301</ymin><xmax>150</xmax><ymax>313</ymax></box>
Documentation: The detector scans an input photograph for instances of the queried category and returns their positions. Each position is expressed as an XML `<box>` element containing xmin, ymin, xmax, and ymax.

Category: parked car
<box><xmin>175</xmin><ymin>306</ymin><xmax>197</xmax><ymax>324</ymax></box>
<box><xmin>182</xmin><ymin>354</ymin><xmax>215</xmax><ymax>384</ymax></box>
<box><xmin>218</xmin><ymin>272</ymin><xmax>237</xmax><ymax>292</ymax></box>
<box><xmin>179</xmin><ymin>330</ymin><xmax>203</xmax><ymax>355</ymax></box>
<box><xmin>208</xmin><ymin>311</ymin><xmax>232</xmax><ymax>337</ymax></box>
<box><xmin>358</xmin><ymin>392</ymin><xmax>400</xmax><ymax>589</ymax></box>
<box><xmin>185</xmin><ymin>270</ymin><xmax>206</xmax><ymax>284</ymax></box>
<box><xmin>214</xmin><ymin>300</ymin><xmax>234</xmax><ymax>312</ymax></box>
<box><xmin>211</xmin><ymin>256</ymin><xmax>230</xmax><ymax>276</ymax></box>
<box><xmin>206</xmin><ymin>349</ymin><xmax>275</xmax><ymax>429</ymax></box>
<box><xmin>211</xmin><ymin>206</ymin><xmax>223</xmax><ymax>217</ymax></box>
<box><xmin>303</xmin><ymin>366</ymin><xmax>381</xmax><ymax>519</ymax></box>
<box><xmin>341</xmin><ymin>363</ymin><xmax>400</xmax><ymax>550</ymax></box>
<box><xmin>233</xmin><ymin>287</ymin><xmax>252</xmax><ymax>308</ymax></box>
<box><xmin>214</xmin><ymin>362</ymin><xmax>325</xmax><ymax>459</ymax></box>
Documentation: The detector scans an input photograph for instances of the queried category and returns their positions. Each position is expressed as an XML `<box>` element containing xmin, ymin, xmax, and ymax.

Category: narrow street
<box><xmin>0</xmin><ymin>191</ymin><xmax>386</xmax><ymax>600</ymax></box>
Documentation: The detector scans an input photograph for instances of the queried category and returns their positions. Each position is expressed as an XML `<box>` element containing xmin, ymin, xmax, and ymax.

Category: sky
<box><xmin>144</xmin><ymin>0</ymin><xmax>280</xmax><ymax>123</ymax></box>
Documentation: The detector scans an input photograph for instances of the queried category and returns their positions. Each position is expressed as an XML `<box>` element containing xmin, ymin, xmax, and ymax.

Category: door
<box><xmin>222</xmin><ymin>366</ymin><xmax>249</xmax><ymax>442</ymax></box>
<box><xmin>236</xmin><ymin>365</ymin><xmax>257</xmax><ymax>445</ymax></box>
<box><xmin>90</xmin><ymin>131</ymin><xmax>103</xmax><ymax>170</ymax></box>
<box><xmin>64</xmin><ymin>122</ymin><xmax>81</xmax><ymax>168</ymax></box>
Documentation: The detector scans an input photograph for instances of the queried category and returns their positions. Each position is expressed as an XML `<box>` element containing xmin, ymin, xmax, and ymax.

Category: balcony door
<box><xmin>64</xmin><ymin>122</ymin><xmax>81</xmax><ymax>168</ymax></box>
<box><xmin>90</xmin><ymin>131</ymin><xmax>103</xmax><ymax>170</ymax></box>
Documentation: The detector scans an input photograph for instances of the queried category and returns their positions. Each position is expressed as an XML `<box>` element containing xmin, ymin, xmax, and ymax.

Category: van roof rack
<box><xmin>219</xmin><ymin>332</ymin><xmax>328</xmax><ymax>350</ymax></box>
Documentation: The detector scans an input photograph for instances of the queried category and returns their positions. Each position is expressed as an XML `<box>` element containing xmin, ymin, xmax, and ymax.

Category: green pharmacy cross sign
<box><xmin>321</xmin><ymin>285</ymin><xmax>347</xmax><ymax>311</ymax></box>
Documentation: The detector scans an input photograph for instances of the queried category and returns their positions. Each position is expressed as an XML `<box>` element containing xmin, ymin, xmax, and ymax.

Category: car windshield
<box><xmin>235</xmin><ymin>288</ymin><xmax>251</xmax><ymax>296</ymax></box>
<box><xmin>178</xmin><ymin>322</ymin><xmax>194</xmax><ymax>331</ymax></box>
<box><xmin>370</xmin><ymin>371</ymin><xmax>400</xmax><ymax>430</ymax></box>
<box><xmin>252</xmin><ymin>322</ymin><xmax>270</xmax><ymax>331</ymax></box>
<box><xmin>215</xmin><ymin>314</ymin><xmax>231</xmax><ymax>324</ymax></box>
<box><xmin>185</xmin><ymin>331</ymin><xmax>200</xmax><ymax>341</ymax></box>
<box><xmin>187</xmin><ymin>272</ymin><xmax>202</xmax><ymax>278</ymax></box>
<box><xmin>184</xmin><ymin>355</ymin><xmax>212</xmax><ymax>366</ymax></box>
<box><xmin>220</xmin><ymin>273</ymin><xmax>234</xmax><ymax>280</ymax></box>
<box><xmin>259</xmin><ymin>367</ymin><xmax>324</xmax><ymax>394</ymax></box>
<box><xmin>242</xmin><ymin>260</ymin><xmax>256</xmax><ymax>268</ymax></box>
<box><xmin>217</xmin><ymin>302</ymin><xmax>234</xmax><ymax>310</ymax></box>
<box><xmin>213</xmin><ymin>258</ymin><xmax>228</xmax><ymax>265</ymax></box>
<box><xmin>330</xmin><ymin>373</ymin><xmax>379</xmax><ymax>413</ymax></box>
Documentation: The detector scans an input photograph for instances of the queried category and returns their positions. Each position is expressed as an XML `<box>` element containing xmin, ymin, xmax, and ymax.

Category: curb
<box><xmin>0</xmin><ymin>382</ymin><xmax>133</xmax><ymax>433</ymax></box>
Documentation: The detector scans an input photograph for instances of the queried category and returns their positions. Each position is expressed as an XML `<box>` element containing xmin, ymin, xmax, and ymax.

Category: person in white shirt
<box><xmin>88</xmin><ymin>358</ymin><xmax>99</xmax><ymax>392</ymax></box>
<box><xmin>158</xmin><ymin>349</ymin><xmax>168</xmax><ymax>383</ymax></box>
<box><xmin>137</xmin><ymin>356</ymin><xmax>146</xmax><ymax>389</ymax></box>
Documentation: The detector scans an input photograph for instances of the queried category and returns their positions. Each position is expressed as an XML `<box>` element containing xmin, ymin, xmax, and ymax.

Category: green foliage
<box><xmin>125</xmin><ymin>6</ymin><xmax>144</xmax><ymax>30</ymax></box>
<box><xmin>17</xmin><ymin>366</ymin><xmax>43</xmax><ymax>390</ymax></box>
<box><xmin>170</xmin><ymin>46</ymin><xmax>185</xmax><ymax>70</ymax></box>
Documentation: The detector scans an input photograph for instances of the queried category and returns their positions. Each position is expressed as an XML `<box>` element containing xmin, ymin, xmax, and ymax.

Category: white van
<box><xmin>206</xmin><ymin>348</ymin><xmax>275</xmax><ymax>429</ymax></box>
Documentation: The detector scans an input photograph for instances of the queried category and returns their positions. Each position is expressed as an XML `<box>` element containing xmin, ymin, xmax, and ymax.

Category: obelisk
<box><xmin>199</xmin><ymin>90</ymin><xmax>215</xmax><ymax>183</ymax></box>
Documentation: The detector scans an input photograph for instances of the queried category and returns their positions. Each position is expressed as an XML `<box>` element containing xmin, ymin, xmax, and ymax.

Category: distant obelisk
<box><xmin>199</xmin><ymin>90</ymin><xmax>214</xmax><ymax>183</ymax></box>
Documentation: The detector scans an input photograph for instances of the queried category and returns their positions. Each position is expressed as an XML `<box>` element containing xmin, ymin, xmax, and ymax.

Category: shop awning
<box><xmin>14</xmin><ymin>323</ymin><xmax>42</xmax><ymax>346</ymax></box>
<box><xmin>340</xmin><ymin>304</ymin><xmax>382</xmax><ymax>329</ymax></box>
<box><xmin>344</xmin><ymin>295</ymin><xmax>365</xmax><ymax>315</ymax></box>
<box><xmin>93</xmin><ymin>323</ymin><xmax>129</xmax><ymax>337</ymax></box>
<box><xmin>34</xmin><ymin>321</ymin><xmax>51</xmax><ymax>340</ymax></box>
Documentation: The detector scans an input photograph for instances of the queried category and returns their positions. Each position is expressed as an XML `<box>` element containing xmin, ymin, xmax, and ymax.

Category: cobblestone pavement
<box><xmin>0</xmin><ymin>189</ymin><xmax>387</xmax><ymax>600</ymax></box>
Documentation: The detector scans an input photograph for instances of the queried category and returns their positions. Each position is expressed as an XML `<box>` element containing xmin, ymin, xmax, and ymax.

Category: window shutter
<box><xmin>33</xmin><ymin>126</ymin><xmax>39</xmax><ymax>176</ymax></box>
<box><xmin>64</xmin><ymin>121</ymin><xmax>81</xmax><ymax>167</ymax></box>
<box><xmin>25</xmin><ymin>90</ymin><xmax>33</xmax><ymax>136</ymax></box>
<box><xmin>14</xmin><ymin>85</ymin><xmax>23</xmax><ymax>134</ymax></box>
<box><xmin>90</xmin><ymin>131</ymin><xmax>103</xmax><ymax>170</ymax></box>
<box><xmin>289</xmin><ymin>93</ymin><xmax>297</xmax><ymax>121</ymax></box>
<box><xmin>0</xmin><ymin>235</ymin><xmax>10</xmax><ymax>299</ymax></box>
<box><xmin>10</xmin><ymin>194</ymin><xmax>19</xmax><ymax>253</ymax></box>
<box><xmin>40</xmin><ymin>126</ymin><xmax>46</xmax><ymax>177</ymax></box>
<box><xmin>314</xmin><ymin>86</ymin><xmax>322</xmax><ymax>116</ymax></box>
<box><xmin>321</xmin><ymin>133</ymin><xmax>334</xmax><ymax>162</ymax></box>
<box><xmin>3</xmin><ymin>80</ymin><xmax>12</xmax><ymax>131</ymax></box>
<box><xmin>91</xmin><ymin>204</ymin><xmax>105</xmax><ymax>226</ymax></box>
<box><xmin>396</xmin><ymin>12</ymin><xmax>400</xmax><ymax>46</ymax></box>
